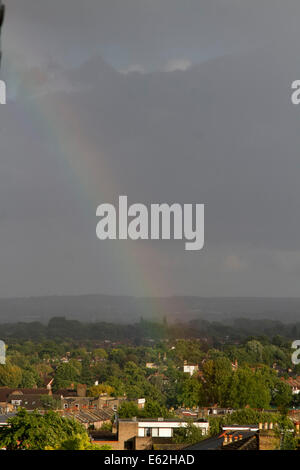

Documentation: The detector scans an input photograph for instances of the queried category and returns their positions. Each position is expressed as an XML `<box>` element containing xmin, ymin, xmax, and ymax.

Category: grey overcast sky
<box><xmin>1</xmin><ymin>0</ymin><xmax>300</xmax><ymax>298</ymax></box>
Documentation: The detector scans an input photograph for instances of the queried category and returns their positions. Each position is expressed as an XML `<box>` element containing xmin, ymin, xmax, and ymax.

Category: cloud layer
<box><xmin>1</xmin><ymin>1</ymin><xmax>300</xmax><ymax>297</ymax></box>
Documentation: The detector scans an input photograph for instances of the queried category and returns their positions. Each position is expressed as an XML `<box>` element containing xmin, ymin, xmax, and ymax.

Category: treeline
<box><xmin>0</xmin><ymin>317</ymin><xmax>170</xmax><ymax>342</ymax></box>
<box><xmin>1</xmin><ymin>316</ymin><xmax>300</xmax><ymax>343</ymax></box>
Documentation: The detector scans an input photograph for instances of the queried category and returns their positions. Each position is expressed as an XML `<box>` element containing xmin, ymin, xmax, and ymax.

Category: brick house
<box><xmin>91</xmin><ymin>417</ymin><xmax>209</xmax><ymax>450</ymax></box>
<box><xmin>0</xmin><ymin>387</ymin><xmax>51</xmax><ymax>413</ymax></box>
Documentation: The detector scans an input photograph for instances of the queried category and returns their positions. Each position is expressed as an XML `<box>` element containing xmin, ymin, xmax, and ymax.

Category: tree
<box><xmin>118</xmin><ymin>401</ymin><xmax>140</xmax><ymax>418</ymax></box>
<box><xmin>172</xmin><ymin>340</ymin><xmax>204</xmax><ymax>365</ymax></box>
<box><xmin>122</xmin><ymin>361</ymin><xmax>159</xmax><ymax>401</ymax></box>
<box><xmin>39</xmin><ymin>395</ymin><xmax>61</xmax><ymax>410</ymax></box>
<box><xmin>140</xmin><ymin>400</ymin><xmax>170</xmax><ymax>419</ymax></box>
<box><xmin>273</xmin><ymin>381</ymin><xmax>293</xmax><ymax>410</ymax></box>
<box><xmin>202</xmin><ymin>357</ymin><xmax>233</xmax><ymax>406</ymax></box>
<box><xmin>124</xmin><ymin>361</ymin><xmax>144</xmax><ymax>383</ymax></box>
<box><xmin>173</xmin><ymin>421</ymin><xmax>205</xmax><ymax>445</ymax></box>
<box><xmin>88</xmin><ymin>384</ymin><xmax>115</xmax><ymax>397</ymax></box>
<box><xmin>246</xmin><ymin>340</ymin><xmax>264</xmax><ymax>363</ymax></box>
<box><xmin>52</xmin><ymin>362</ymin><xmax>80</xmax><ymax>390</ymax></box>
<box><xmin>0</xmin><ymin>409</ymin><xmax>89</xmax><ymax>450</ymax></box>
<box><xmin>52</xmin><ymin>434</ymin><xmax>109</xmax><ymax>450</ymax></box>
<box><xmin>281</xmin><ymin>433</ymin><xmax>297</xmax><ymax>450</ymax></box>
<box><xmin>105</xmin><ymin>376</ymin><xmax>126</xmax><ymax>396</ymax></box>
<box><xmin>79</xmin><ymin>358</ymin><xmax>94</xmax><ymax>387</ymax></box>
<box><xmin>228</xmin><ymin>366</ymin><xmax>271</xmax><ymax>409</ymax></box>
<box><xmin>0</xmin><ymin>363</ymin><xmax>22</xmax><ymax>387</ymax></box>
<box><xmin>178</xmin><ymin>376</ymin><xmax>203</xmax><ymax>408</ymax></box>
<box><xmin>93</xmin><ymin>348</ymin><xmax>108</xmax><ymax>361</ymax></box>
<box><xmin>20</xmin><ymin>369</ymin><xmax>38</xmax><ymax>388</ymax></box>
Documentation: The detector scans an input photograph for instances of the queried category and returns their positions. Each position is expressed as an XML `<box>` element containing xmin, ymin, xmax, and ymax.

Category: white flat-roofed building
<box><xmin>222</xmin><ymin>424</ymin><xmax>259</xmax><ymax>432</ymax></box>
<box><xmin>132</xmin><ymin>418</ymin><xmax>209</xmax><ymax>438</ymax></box>
<box><xmin>183</xmin><ymin>362</ymin><xmax>199</xmax><ymax>376</ymax></box>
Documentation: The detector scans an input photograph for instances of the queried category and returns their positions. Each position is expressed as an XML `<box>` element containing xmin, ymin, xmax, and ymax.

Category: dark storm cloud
<box><xmin>5</xmin><ymin>0</ymin><xmax>300</xmax><ymax>67</ymax></box>
<box><xmin>1</xmin><ymin>1</ymin><xmax>300</xmax><ymax>297</ymax></box>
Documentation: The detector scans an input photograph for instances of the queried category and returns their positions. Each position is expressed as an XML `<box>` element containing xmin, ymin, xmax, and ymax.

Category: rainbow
<box><xmin>3</xmin><ymin>49</ymin><xmax>181</xmax><ymax>315</ymax></box>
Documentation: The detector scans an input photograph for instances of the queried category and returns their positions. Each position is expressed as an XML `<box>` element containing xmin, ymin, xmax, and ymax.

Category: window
<box><xmin>124</xmin><ymin>440</ymin><xmax>134</xmax><ymax>450</ymax></box>
<box><xmin>152</xmin><ymin>428</ymin><xmax>158</xmax><ymax>437</ymax></box>
<box><xmin>11</xmin><ymin>400</ymin><xmax>21</xmax><ymax>406</ymax></box>
<box><xmin>145</xmin><ymin>428</ymin><xmax>151</xmax><ymax>437</ymax></box>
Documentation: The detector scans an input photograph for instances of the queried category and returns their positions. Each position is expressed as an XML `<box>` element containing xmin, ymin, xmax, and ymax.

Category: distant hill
<box><xmin>0</xmin><ymin>295</ymin><xmax>300</xmax><ymax>324</ymax></box>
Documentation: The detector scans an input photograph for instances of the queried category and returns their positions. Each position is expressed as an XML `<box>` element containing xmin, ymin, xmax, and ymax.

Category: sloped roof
<box><xmin>0</xmin><ymin>388</ymin><xmax>49</xmax><ymax>402</ymax></box>
<box><xmin>221</xmin><ymin>434</ymin><xmax>259</xmax><ymax>451</ymax></box>
<box><xmin>63</xmin><ymin>408</ymin><xmax>114</xmax><ymax>424</ymax></box>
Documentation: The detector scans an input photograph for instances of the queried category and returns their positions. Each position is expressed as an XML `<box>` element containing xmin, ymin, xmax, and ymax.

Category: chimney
<box><xmin>223</xmin><ymin>435</ymin><xmax>228</xmax><ymax>444</ymax></box>
<box><xmin>229</xmin><ymin>434</ymin><xmax>233</xmax><ymax>443</ymax></box>
<box><xmin>77</xmin><ymin>384</ymin><xmax>87</xmax><ymax>397</ymax></box>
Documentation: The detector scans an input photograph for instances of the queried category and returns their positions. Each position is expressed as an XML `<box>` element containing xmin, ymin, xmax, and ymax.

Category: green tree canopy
<box><xmin>202</xmin><ymin>357</ymin><xmax>233</xmax><ymax>406</ymax></box>
<box><xmin>52</xmin><ymin>362</ymin><xmax>81</xmax><ymax>390</ymax></box>
<box><xmin>0</xmin><ymin>362</ymin><xmax>22</xmax><ymax>387</ymax></box>
<box><xmin>0</xmin><ymin>409</ymin><xmax>90</xmax><ymax>450</ymax></box>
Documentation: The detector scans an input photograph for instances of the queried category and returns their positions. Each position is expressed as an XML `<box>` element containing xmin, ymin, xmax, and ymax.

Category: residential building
<box><xmin>183</xmin><ymin>361</ymin><xmax>199</xmax><ymax>376</ymax></box>
<box><xmin>62</xmin><ymin>408</ymin><xmax>114</xmax><ymax>430</ymax></box>
<box><xmin>91</xmin><ymin>417</ymin><xmax>209</xmax><ymax>450</ymax></box>
<box><xmin>0</xmin><ymin>387</ymin><xmax>51</xmax><ymax>413</ymax></box>
<box><xmin>0</xmin><ymin>413</ymin><xmax>15</xmax><ymax>427</ymax></box>
<box><xmin>282</xmin><ymin>376</ymin><xmax>300</xmax><ymax>395</ymax></box>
